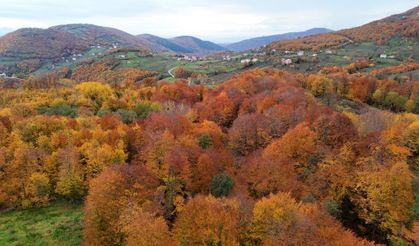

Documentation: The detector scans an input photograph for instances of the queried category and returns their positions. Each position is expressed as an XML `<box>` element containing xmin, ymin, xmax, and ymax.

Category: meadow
<box><xmin>0</xmin><ymin>202</ymin><xmax>83</xmax><ymax>246</ymax></box>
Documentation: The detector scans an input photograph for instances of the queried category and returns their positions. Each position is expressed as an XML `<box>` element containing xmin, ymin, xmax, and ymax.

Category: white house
<box><xmin>251</xmin><ymin>58</ymin><xmax>258</xmax><ymax>63</ymax></box>
<box><xmin>380</xmin><ymin>54</ymin><xmax>387</xmax><ymax>59</ymax></box>
<box><xmin>297</xmin><ymin>51</ymin><xmax>304</xmax><ymax>56</ymax></box>
<box><xmin>281</xmin><ymin>58</ymin><xmax>292</xmax><ymax>65</ymax></box>
<box><xmin>241</xmin><ymin>58</ymin><xmax>251</xmax><ymax>64</ymax></box>
<box><xmin>0</xmin><ymin>72</ymin><xmax>7</xmax><ymax>78</ymax></box>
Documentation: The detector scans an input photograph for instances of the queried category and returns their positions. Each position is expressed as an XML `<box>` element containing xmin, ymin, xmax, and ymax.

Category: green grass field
<box><xmin>0</xmin><ymin>201</ymin><xmax>83</xmax><ymax>246</ymax></box>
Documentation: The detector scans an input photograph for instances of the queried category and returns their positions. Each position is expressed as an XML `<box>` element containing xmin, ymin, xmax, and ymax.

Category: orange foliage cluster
<box><xmin>312</xmin><ymin>62</ymin><xmax>419</xmax><ymax>113</ymax></box>
<box><xmin>173</xmin><ymin>66</ymin><xmax>193</xmax><ymax>79</ymax></box>
<box><xmin>268</xmin><ymin>33</ymin><xmax>350</xmax><ymax>51</ymax></box>
<box><xmin>370</xmin><ymin>62</ymin><xmax>419</xmax><ymax>77</ymax></box>
<box><xmin>0</xmin><ymin>68</ymin><xmax>417</xmax><ymax>245</ymax></box>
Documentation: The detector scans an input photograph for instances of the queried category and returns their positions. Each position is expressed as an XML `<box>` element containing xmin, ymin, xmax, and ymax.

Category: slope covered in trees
<box><xmin>267</xmin><ymin>6</ymin><xmax>419</xmax><ymax>51</ymax></box>
<box><xmin>0</xmin><ymin>25</ymin><xmax>149</xmax><ymax>60</ymax></box>
<box><xmin>225</xmin><ymin>28</ymin><xmax>333</xmax><ymax>52</ymax></box>
<box><xmin>0</xmin><ymin>66</ymin><xmax>417</xmax><ymax>245</ymax></box>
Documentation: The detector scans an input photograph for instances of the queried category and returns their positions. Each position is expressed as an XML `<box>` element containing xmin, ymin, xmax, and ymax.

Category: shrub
<box><xmin>209</xmin><ymin>174</ymin><xmax>233</xmax><ymax>197</ymax></box>
<box><xmin>198</xmin><ymin>134</ymin><xmax>213</xmax><ymax>149</ymax></box>
<box><xmin>134</xmin><ymin>102</ymin><xmax>160</xmax><ymax>120</ymax></box>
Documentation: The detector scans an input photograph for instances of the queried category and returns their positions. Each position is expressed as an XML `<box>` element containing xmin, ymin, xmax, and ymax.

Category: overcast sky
<box><xmin>0</xmin><ymin>0</ymin><xmax>417</xmax><ymax>42</ymax></box>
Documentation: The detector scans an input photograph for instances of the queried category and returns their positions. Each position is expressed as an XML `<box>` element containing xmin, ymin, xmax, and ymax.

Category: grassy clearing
<box><xmin>0</xmin><ymin>201</ymin><xmax>83</xmax><ymax>246</ymax></box>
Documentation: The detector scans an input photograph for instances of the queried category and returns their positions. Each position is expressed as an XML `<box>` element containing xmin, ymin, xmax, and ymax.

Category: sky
<box><xmin>0</xmin><ymin>0</ymin><xmax>417</xmax><ymax>43</ymax></box>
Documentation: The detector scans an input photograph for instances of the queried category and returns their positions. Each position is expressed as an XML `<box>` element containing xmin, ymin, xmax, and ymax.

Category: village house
<box><xmin>241</xmin><ymin>58</ymin><xmax>251</xmax><ymax>64</ymax></box>
<box><xmin>281</xmin><ymin>58</ymin><xmax>293</xmax><ymax>66</ymax></box>
<box><xmin>380</xmin><ymin>54</ymin><xmax>387</xmax><ymax>59</ymax></box>
<box><xmin>0</xmin><ymin>72</ymin><xmax>7</xmax><ymax>78</ymax></box>
<box><xmin>177</xmin><ymin>55</ymin><xmax>200</xmax><ymax>62</ymax></box>
<box><xmin>223</xmin><ymin>55</ymin><xmax>231</xmax><ymax>61</ymax></box>
<box><xmin>297</xmin><ymin>51</ymin><xmax>304</xmax><ymax>56</ymax></box>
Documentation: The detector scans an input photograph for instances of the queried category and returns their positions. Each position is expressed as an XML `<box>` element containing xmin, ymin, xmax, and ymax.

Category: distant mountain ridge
<box><xmin>137</xmin><ymin>34</ymin><xmax>193</xmax><ymax>53</ymax></box>
<box><xmin>224</xmin><ymin>28</ymin><xmax>333</xmax><ymax>51</ymax></box>
<box><xmin>169</xmin><ymin>36</ymin><xmax>227</xmax><ymax>54</ymax></box>
<box><xmin>136</xmin><ymin>34</ymin><xmax>227</xmax><ymax>54</ymax></box>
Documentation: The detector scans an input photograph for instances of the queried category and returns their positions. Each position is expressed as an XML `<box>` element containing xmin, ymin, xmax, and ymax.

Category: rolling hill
<box><xmin>0</xmin><ymin>28</ymin><xmax>89</xmax><ymax>59</ymax></box>
<box><xmin>136</xmin><ymin>34</ymin><xmax>228</xmax><ymax>54</ymax></box>
<box><xmin>50</xmin><ymin>24</ymin><xmax>150</xmax><ymax>49</ymax></box>
<box><xmin>267</xmin><ymin>5</ymin><xmax>419</xmax><ymax>51</ymax></box>
<box><xmin>224</xmin><ymin>28</ymin><xmax>332</xmax><ymax>51</ymax></box>
<box><xmin>0</xmin><ymin>24</ymin><xmax>150</xmax><ymax>60</ymax></box>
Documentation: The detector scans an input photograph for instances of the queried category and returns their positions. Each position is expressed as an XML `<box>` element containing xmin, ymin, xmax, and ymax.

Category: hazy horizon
<box><xmin>0</xmin><ymin>0</ymin><xmax>417</xmax><ymax>43</ymax></box>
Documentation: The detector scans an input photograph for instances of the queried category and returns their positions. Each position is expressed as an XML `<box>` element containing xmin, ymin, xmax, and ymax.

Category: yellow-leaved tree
<box><xmin>76</xmin><ymin>82</ymin><xmax>115</xmax><ymax>112</ymax></box>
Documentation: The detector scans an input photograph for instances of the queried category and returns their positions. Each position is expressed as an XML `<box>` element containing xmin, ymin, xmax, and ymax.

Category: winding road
<box><xmin>168</xmin><ymin>67</ymin><xmax>176</xmax><ymax>78</ymax></box>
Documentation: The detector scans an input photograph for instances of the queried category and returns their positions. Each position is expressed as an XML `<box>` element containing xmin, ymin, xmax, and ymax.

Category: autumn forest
<box><xmin>0</xmin><ymin>3</ymin><xmax>418</xmax><ymax>246</ymax></box>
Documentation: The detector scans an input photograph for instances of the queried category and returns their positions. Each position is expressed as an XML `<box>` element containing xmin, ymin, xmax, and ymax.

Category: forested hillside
<box><xmin>0</xmin><ymin>65</ymin><xmax>418</xmax><ymax>245</ymax></box>
<box><xmin>267</xmin><ymin>6</ymin><xmax>419</xmax><ymax>51</ymax></box>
